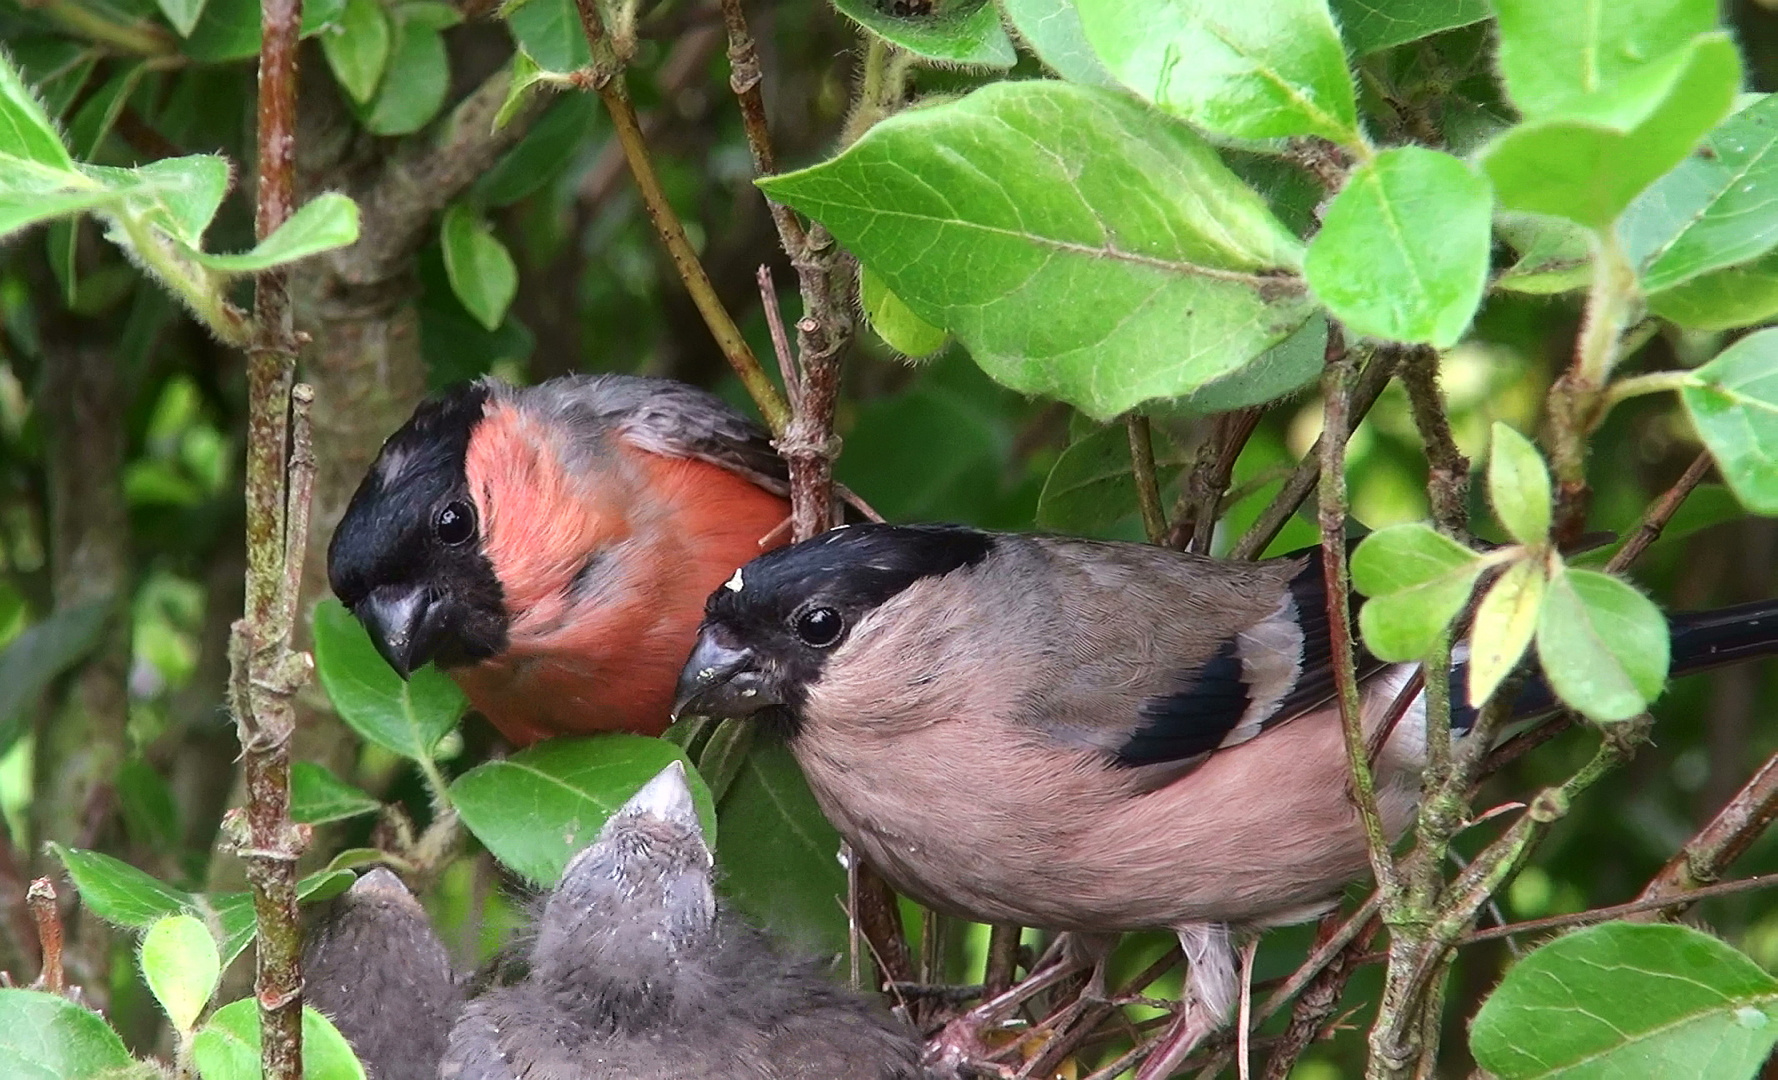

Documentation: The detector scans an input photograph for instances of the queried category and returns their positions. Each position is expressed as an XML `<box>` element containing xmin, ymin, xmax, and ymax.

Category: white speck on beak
<box><xmin>724</xmin><ymin>568</ymin><xmax>744</xmax><ymax>592</ymax></box>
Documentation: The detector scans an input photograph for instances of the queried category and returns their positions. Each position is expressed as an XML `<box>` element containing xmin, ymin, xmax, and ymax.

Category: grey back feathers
<box><xmin>305</xmin><ymin>868</ymin><xmax>460</xmax><ymax>1080</ymax></box>
<box><xmin>440</xmin><ymin>761</ymin><xmax>925</xmax><ymax>1080</ymax></box>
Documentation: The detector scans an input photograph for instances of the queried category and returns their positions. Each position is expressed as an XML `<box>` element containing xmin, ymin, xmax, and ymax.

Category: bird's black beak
<box><xmin>355</xmin><ymin>587</ymin><xmax>437</xmax><ymax>680</ymax></box>
<box><xmin>673</xmin><ymin>629</ymin><xmax>780</xmax><ymax>720</ymax></box>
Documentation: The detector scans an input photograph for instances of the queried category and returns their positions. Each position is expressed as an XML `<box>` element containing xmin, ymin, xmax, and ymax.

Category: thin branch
<box><xmin>1169</xmin><ymin>407</ymin><xmax>1262</xmax><ymax>553</ymax></box>
<box><xmin>242</xmin><ymin>0</ymin><xmax>311</xmax><ymax>1073</ymax></box>
<box><xmin>1230</xmin><ymin>347</ymin><xmax>1398</xmax><ymax>560</ymax></box>
<box><xmin>26</xmin><ymin>879</ymin><xmax>63</xmax><ymax>995</ymax></box>
<box><xmin>1398</xmin><ymin>348</ymin><xmax>1469</xmax><ymax>536</ymax></box>
<box><xmin>718</xmin><ymin>0</ymin><xmax>806</xmax><ymax>257</ymax></box>
<box><xmin>1128</xmin><ymin>414</ymin><xmax>1167</xmax><ymax>545</ymax></box>
<box><xmin>758</xmin><ymin>265</ymin><xmax>801</xmax><ymax>412</ymax></box>
<box><xmin>569</xmin><ymin>0</ymin><xmax>791</xmax><ymax>433</ymax></box>
<box><xmin>1635</xmin><ymin>750</ymin><xmax>1778</xmax><ymax>915</ymax></box>
<box><xmin>1259</xmin><ymin>911</ymin><xmax>1369</xmax><ymax>1080</ymax></box>
<box><xmin>983</xmin><ymin>924</ymin><xmax>1022</xmax><ymax>998</ymax></box>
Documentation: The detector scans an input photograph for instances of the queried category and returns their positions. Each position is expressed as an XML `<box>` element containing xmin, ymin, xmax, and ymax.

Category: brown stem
<box><xmin>27</xmin><ymin>879</ymin><xmax>63</xmax><ymax>994</ymax></box>
<box><xmin>570</xmin><ymin>0</ymin><xmax>790</xmax><ymax>434</ymax></box>
<box><xmin>718</xmin><ymin>0</ymin><xmax>807</xmax><ymax>258</ymax></box>
<box><xmin>1128</xmin><ymin>414</ymin><xmax>1167</xmax><ymax>545</ymax></box>
<box><xmin>1230</xmin><ymin>347</ymin><xmax>1399</xmax><ymax>561</ymax></box>
<box><xmin>1169</xmin><ymin>407</ymin><xmax>1263</xmax><ymax>553</ymax></box>
<box><xmin>1635</xmin><ymin>750</ymin><xmax>1778</xmax><ymax>916</ymax></box>
<box><xmin>1259</xmin><ymin>913</ymin><xmax>1366</xmax><ymax>1080</ymax></box>
<box><xmin>240</xmin><ymin>1</ymin><xmax>313</xmax><ymax>1074</ymax></box>
<box><xmin>758</xmin><ymin>265</ymin><xmax>802</xmax><ymax>411</ymax></box>
<box><xmin>1398</xmin><ymin>347</ymin><xmax>1469</xmax><ymax>536</ymax></box>
<box><xmin>983</xmin><ymin>924</ymin><xmax>1022</xmax><ymax>998</ymax></box>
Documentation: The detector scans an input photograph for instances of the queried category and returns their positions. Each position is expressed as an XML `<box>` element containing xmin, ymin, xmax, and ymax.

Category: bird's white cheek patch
<box><xmin>724</xmin><ymin>568</ymin><xmax>744</xmax><ymax>593</ymax></box>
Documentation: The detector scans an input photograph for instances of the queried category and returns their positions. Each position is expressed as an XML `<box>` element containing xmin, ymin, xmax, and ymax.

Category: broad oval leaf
<box><xmin>192</xmin><ymin>193</ymin><xmax>360</xmax><ymax>274</ymax></box>
<box><xmin>833</xmin><ymin>0</ymin><xmax>1016</xmax><ymax>68</ymax></box>
<box><xmin>1534</xmin><ymin>566</ymin><xmax>1670</xmax><ymax>722</ymax></box>
<box><xmin>311</xmin><ymin>597</ymin><xmax>467</xmax><ymax>763</ymax></box>
<box><xmin>1495</xmin><ymin>210</ymin><xmax>1593</xmax><ymax>295</ymax></box>
<box><xmin>505</xmin><ymin>0</ymin><xmax>588</xmax><ymax>73</ymax></box>
<box><xmin>1304</xmin><ymin>146</ymin><xmax>1491</xmax><ymax>346</ymax></box>
<box><xmin>0</xmin><ymin>988</ymin><xmax>137</xmax><ymax>1080</ymax></box>
<box><xmin>1492</xmin><ymin>0</ymin><xmax>1718</xmax><ymax>118</ymax></box>
<box><xmin>758</xmin><ymin>81</ymin><xmax>1312</xmax><ymax>421</ymax></box>
<box><xmin>1329</xmin><ymin>0</ymin><xmax>1490</xmax><ymax>55</ymax></box>
<box><xmin>1351</xmin><ymin>523</ymin><xmax>1487</xmax><ymax>661</ymax></box>
<box><xmin>1467</xmin><ymin>557</ymin><xmax>1547</xmax><ymax>706</ymax></box>
<box><xmin>1077</xmin><ymin>0</ymin><xmax>1360</xmax><ymax>146</ymax></box>
<box><xmin>1653</xmin><ymin>255</ymin><xmax>1778</xmax><ymax>330</ymax></box>
<box><xmin>1622</xmin><ymin>94</ymin><xmax>1778</xmax><ymax>293</ymax></box>
<box><xmin>861</xmin><ymin>265</ymin><xmax>947</xmax><ymax>358</ymax></box>
<box><xmin>157</xmin><ymin>0</ymin><xmax>210</xmax><ymax>37</ymax></box>
<box><xmin>194</xmin><ymin>1000</ymin><xmax>365</xmax><ymax>1080</ymax></box>
<box><xmin>140</xmin><ymin>914</ymin><xmax>220</xmax><ymax>1032</ymax></box>
<box><xmin>1174</xmin><ymin>311</ymin><xmax>1327</xmax><ymax>415</ymax></box>
<box><xmin>450</xmin><ymin>735</ymin><xmax>715</xmax><ymax>886</ymax></box>
<box><xmin>357</xmin><ymin>11</ymin><xmax>449</xmax><ymax>136</ymax></box>
<box><xmin>1682</xmin><ymin>328</ymin><xmax>1778</xmax><ymax>513</ymax></box>
<box><xmin>441</xmin><ymin>205</ymin><xmax>519</xmax><ymax>333</ymax></box>
<box><xmin>1481</xmin><ymin>34</ymin><xmax>1741</xmax><ymax>229</ymax></box>
<box><xmin>716</xmin><ymin>740</ymin><xmax>848</xmax><ymax>956</ymax></box>
<box><xmin>1472</xmin><ymin>922</ymin><xmax>1778</xmax><ymax>1080</ymax></box>
<box><xmin>998</xmin><ymin>0</ymin><xmax>1117</xmax><ymax>85</ymax></box>
<box><xmin>321</xmin><ymin>0</ymin><xmax>392</xmax><ymax>106</ymax></box>
<box><xmin>291</xmin><ymin>761</ymin><xmax>381</xmax><ymax>825</ymax></box>
<box><xmin>1036</xmin><ymin>422</ymin><xmax>1189</xmax><ymax>537</ymax></box>
<box><xmin>52</xmin><ymin>843</ymin><xmax>191</xmax><ymax>927</ymax></box>
<box><xmin>1487</xmin><ymin>422</ymin><xmax>1552</xmax><ymax>545</ymax></box>
<box><xmin>0</xmin><ymin>51</ymin><xmax>77</xmax><ymax>172</ymax></box>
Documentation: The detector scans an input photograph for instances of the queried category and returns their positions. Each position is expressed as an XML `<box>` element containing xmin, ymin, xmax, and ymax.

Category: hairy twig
<box><xmin>233</xmin><ymin>5</ymin><xmax>316</xmax><ymax>1073</ymax></box>
<box><xmin>26</xmin><ymin>879</ymin><xmax>63</xmax><ymax>994</ymax></box>
<box><xmin>1230</xmin><ymin>346</ymin><xmax>1398</xmax><ymax>560</ymax></box>
<box><xmin>1128</xmin><ymin>414</ymin><xmax>1167</xmax><ymax>545</ymax></box>
<box><xmin>570</xmin><ymin>0</ymin><xmax>791</xmax><ymax>433</ymax></box>
<box><xmin>1398</xmin><ymin>348</ymin><xmax>1469</xmax><ymax>536</ymax></box>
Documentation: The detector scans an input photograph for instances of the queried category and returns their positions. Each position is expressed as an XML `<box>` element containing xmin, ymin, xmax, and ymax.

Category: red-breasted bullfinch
<box><xmin>672</xmin><ymin>522</ymin><xmax>1778</xmax><ymax>1076</ymax></box>
<box><xmin>305</xmin><ymin>867</ymin><xmax>460</xmax><ymax>1080</ymax></box>
<box><xmin>440</xmin><ymin>762</ymin><xmax>927</xmax><ymax>1080</ymax></box>
<box><xmin>326</xmin><ymin>375</ymin><xmax>791</xmax><ymax>745</ymax></box>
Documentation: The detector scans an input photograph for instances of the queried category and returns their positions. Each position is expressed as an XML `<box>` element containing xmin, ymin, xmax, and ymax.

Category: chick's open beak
<box><xmin>673</xmin><ymin>630</ymin><xmax>780</xmax><ymax>720</ymax></box>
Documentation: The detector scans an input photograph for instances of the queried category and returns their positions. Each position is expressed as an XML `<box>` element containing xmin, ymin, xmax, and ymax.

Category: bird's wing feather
<box><xmin>516</xmin><ymin>374</ymin><xmax>790</xmax><ymax>496</ymax></box>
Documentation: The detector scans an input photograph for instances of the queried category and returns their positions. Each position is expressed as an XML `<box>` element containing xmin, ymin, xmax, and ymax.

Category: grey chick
<box><xmin>440</xmin><ymin>760</ymin><xmax>925</xmax><ymax>1080</ymax></box>
<box><xmin>304</xmin><ymin>867</ymin><xmax>460</xmax><ymax>1080</ymax></box>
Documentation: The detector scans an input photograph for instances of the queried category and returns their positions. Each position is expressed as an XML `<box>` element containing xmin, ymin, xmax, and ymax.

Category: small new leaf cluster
<box><xmin>1353</xmin><ymin>423</ymin><xmax>1670</xmax><ymax>722</ymax></box>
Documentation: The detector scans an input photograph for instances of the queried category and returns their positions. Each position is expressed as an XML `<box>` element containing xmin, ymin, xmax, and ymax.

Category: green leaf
<box><xmin>997</xmin><ymin>0</ymin><xmax>1117</xmax><ymax>85</ymax></box>
<box><xmin>140</xmin><ymin>915</ymin><xmax>220</xmax><ymax>1032</ymax></box>
<box><xmin>182</xmin><ymin>0</ymin><xmax>347</xmax><ymax>62</ymax></box>
<box><xmin>836</xmin><ymin>382</ymin><xmax>1009</xmax><ymax>523</ymax></box>
<box><xmin>0</xmin><ymin>50</ymin><xmax>77</xmax><ymax>172</ymax></box>
<box><xmin>290</xmin><ymin>761</ymin><xmax>381</xmax><ymax>825</ymax></box>
<box><xmin>1471</xmin><ymin>922</ymin><xmax>1778</xmax><ymax>1080</ymax></box>
<box><xmin>833</xmin><ymin>0</ymin><xmax>1016</xmax><ymax>68</ymax></box>
<box><xmin>1651</xmin><ymin>255</ymin><xmax>1778</xmax><ymax>330</ymax></box>
<box><xmin>1175</xmin><ymin>311</ymin><xmax>1328</xmax><ymax>415</ymax></box>
<box><xmin>157</xmin><ymin>0</ymin><xmax>210</xmax><ymax>37</ymax></box>
<box><xmin>311</xmin><ymin>597</ymin><xmax>467</xmax><ymax>762</ymax></box>
<box><xmin>52</xmin><ymin>844</ymin><xmax>191</xmax><ymax>928</ymax></box>
<box><xmin>191</xmin><ymin>193</ymin><xmax>360</xmax><ymax>274</ymax></box>
<box><xmin>1480</xmin><ymin>34</ymin><xmax>1742</xmax><ymax>228</ymax></box>
<box><xmin>716</xmin><ymin>740</ymin><xmax>848</xmax><ymax>956</ymax></box>
<box><xmin>478</xmin><ymin>93</ymin><xmax>598</xmax><ymax>207</ymax></box>
<box><xmin>440</xmin><ymin>205</ymin><xmax>518</xmax><ymax>332</ymax></box>
<box><xmin>358</xmin><ymin>9</ymin><xmax>449</xmax><ymax>136</ymax></box>
<box><xmin>1036</xmin><ymin>422</ymin><xmax>1189</xmax><ymax>536</ymax></box>
<box><xmin>1493</xmin><ymin>0</ymin><xmax>1717</xmax><ymax>117</ymax></box>
<box><xmin>692</xmin><ymin>717</ymin><xmax>755</xmax><ymax>805</ymax></box>
<box><xmin>0</xmin><ymin>989</ymin><xmax>138</xmax><ymax>1080</ymax></box>
<box><xmin>450</xmin><ymin>736</ymin><xmax>715</xmax><ymax>886</ymax></box>
<box><xmin>0</xmin><ymin>599</ymin><xmax>108</xmax><ymax>757</ymax></box>
<box><xmin>1487</xmin><ymin>421</ymin><xmax>1552</xmax><ymax>545</ymax></box>
<box><xmin>322</xmin><ymin>0</ymin><xmax>392</xmax><ymax>105</ymax></box>
<box><xmin>758</xmin><ymin>81</ymin><xmax>1312</xmax><ymax>420</ymax></box>
<box><xmin>1304</xmin><ymin>146</ymin><xmax>1491</xmax><ymax>346</ymax></box>
<box><xmin>1682</xmin><ymin>328</ymin><xmax>1778</xmax><ymax>513</ymax></box>
<box><xmin>1350</xmin><ymin>523</ymin><xmax>1487</xmax><ymax>661</ymax></box>
<box><xmin>1467</xmin><ymin>557</ymin><xmax>1547</xmax><ymax>706</ymax></box>
<box><xmin>1621</xmin><ymin>95</ymin><xmax>1778</xmax><ymax>293</ymax></box>
<box><xmin>194</xmin><ymin>1000</ymin><xmax>366</xmax><ymax>1080</ymax></box>
<box><xmin>1495</xmin><ymin>210</ymin><xmax>1594</xmax><ymax>294</ymax></box>
<box><xmin>1535</xmin><ymin>565</ymin><xmax>1670</xmax><ymax>722</ymax></box>
<box><xmin>504</xmin><ymin>0</ymin><xmax>589</xmax><ymax>73</ymax></box>
<box><xmin>861</xmin><ymin>264</ymin><xmax>947</xmax><ymax>358</ymax></box>
<box><xmin>96</xmin><ymin>154</ymin><xmax>232</xmax><ymax>250</ymax></box>
<box><xmin>1076</xmin><ymin>0</ymin><xmax>1360</xmax><ymax>146</ymax></box>
<box><xmin>0</xmin><ymin>187</ymin><xmax>114</xmax><ymax>242</ymax></box>
<box><xmin>1328</xmin><ymin>0</ymin><xmax>1489</xmax><ymax>55</ymax></box>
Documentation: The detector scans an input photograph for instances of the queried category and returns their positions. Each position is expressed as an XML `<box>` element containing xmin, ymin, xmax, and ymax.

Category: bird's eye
<box><xmin>434</xmin><ymin>500</ymin><xmax>476</xmax><ymax>546</ymax></box>
<box><xmin>793</xmin><ymin>606</ymin><xmax>844</xmax><ymax>648</ymax></box>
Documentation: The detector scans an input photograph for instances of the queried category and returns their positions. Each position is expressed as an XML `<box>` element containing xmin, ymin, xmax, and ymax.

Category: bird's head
<box><xmin>327</xmin><ymin>382</ymin><xmax>509</xmax><ymax>678</ymax></box>
<box><xmin>672</xmin><ymin>523</ymin><xmax>994</xmax><ymax>724</ymax></box>
<box><xmin>533</xmin><ymin>761</ymin><xmax>715</xmax><ymax>981</ymax></box>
